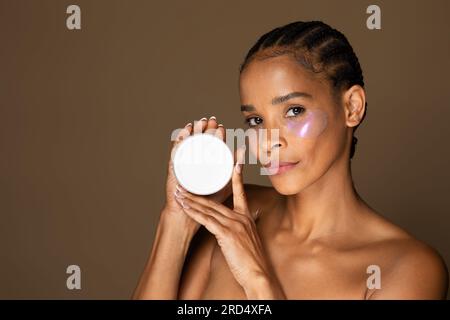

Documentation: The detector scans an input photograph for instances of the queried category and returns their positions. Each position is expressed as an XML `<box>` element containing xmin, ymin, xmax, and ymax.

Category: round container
<box><xmin>172</xmin><ymin>133</ymin><xmax>234</xmax><ymax>195</ymax></box>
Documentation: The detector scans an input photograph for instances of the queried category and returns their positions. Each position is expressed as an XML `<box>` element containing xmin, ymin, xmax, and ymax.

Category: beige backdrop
<box><xmin>0</xmin><ymin>0</ymin><xmax>449</xmax><ymax>299</ymax></box>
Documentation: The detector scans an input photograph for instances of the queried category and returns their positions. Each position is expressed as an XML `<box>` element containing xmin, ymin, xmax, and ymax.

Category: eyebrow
<box><xmin>240</xmin><ymin>91</ymin><xmax>313</xmax><ymax>112</ymax></box>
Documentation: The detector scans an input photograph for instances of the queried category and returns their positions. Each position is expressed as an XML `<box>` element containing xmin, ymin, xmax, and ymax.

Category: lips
<box><xmin>262</xmin><ymin>160</ymin><xmax>300</xmax><ymax>175</ymax></box>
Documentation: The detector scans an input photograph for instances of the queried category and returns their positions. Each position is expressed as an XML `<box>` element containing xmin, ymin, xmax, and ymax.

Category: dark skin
<box><xmin>133</xmin><ymin>54</ymin><xmax>448</xmax><ymax>300</ymax></box>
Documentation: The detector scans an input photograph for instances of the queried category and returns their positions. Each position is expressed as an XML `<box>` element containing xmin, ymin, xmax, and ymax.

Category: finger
<box><xmin>178</xmin><ymin>200</ymin><xmax>225</xmax><ymax>236</ymax></box>
<box><xmin>175</xmin><ymin>190</ymin><xmax>238</xmax><ymax>225</ymax></box>
<box><xmin>232</xmin><ymin>145</ymin><xmax>249</xmax><ymax>215</ymax></box>
<box><xmin>214</xmin><ymin>123</ymin><xmax>225</xmax><ymax>141</ymax></box>
<box><xmin>171</xmin><ymin>122</ymin><xmax>192</xmax><ymax>148</ymax></box>
<box><xmin>231</xmin><ymin>140</ymin><xmax>241</xmax><ymax>166</ymax></box>
<box><xmin>169</xmin><ymin>122</ymin><xmax>193</xmax><ymax>173</ymax></box>
<box><xmin>204</xmin><ymin>116</ymin><xmax>218</xmax><ymax>135</ymax></box>
<box><xmin>193</xmin><ymin>117</ymin><xmax>208</xmax><ymax>135</ymax></box>
<box><xmin>176</xmin><ymin>186</ymin><xmax>243</xmax><ymax>219</ymax></box>
<box><xmin>170</xmin><ymin>122</ymin><xmax>192</xmax><ymax>154</ymax></box>
<box><xmin>179</xmin><ymin>122</ymin><xmax>193</xmax><ymax>139</ymax></box>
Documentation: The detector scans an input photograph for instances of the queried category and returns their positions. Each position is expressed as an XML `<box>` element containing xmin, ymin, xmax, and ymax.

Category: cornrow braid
<box><xmin>239</xmin><ymin>21</ymin><xmax>367</xmax><ymax>160</ymax></box>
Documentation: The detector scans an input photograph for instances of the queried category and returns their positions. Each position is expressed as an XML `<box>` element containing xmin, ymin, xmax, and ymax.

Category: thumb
<box><xmin>232</xmin><ymin>145</ymin><xmax>248</xmax><ymax>215</ymax></box>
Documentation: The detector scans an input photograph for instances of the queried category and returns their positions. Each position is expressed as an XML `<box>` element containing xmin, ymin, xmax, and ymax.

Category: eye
<box><xmin>244</xmin><ymin>116</ymin><xmax>263</xmax><ymax>127</ymax></box>
<box><xmin>286</xmin><ymin>105</ymin><xmax>305</xmax><ymax>117</ymax></box>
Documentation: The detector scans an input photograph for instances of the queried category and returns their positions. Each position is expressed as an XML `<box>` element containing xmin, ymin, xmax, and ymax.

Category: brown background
<box><xmin>0</xmin><ymin>0</ymin><xmax>449</xmax><ymax>299</ymax></box>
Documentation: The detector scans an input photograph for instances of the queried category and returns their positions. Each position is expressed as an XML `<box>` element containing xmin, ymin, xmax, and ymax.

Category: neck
<box><xmin>278</xmin><ymin>155</ymin><xmax>365</xmax><ymax>240</ymax></box>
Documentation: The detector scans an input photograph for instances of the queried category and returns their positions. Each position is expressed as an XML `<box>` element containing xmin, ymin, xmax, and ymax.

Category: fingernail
<box><xmin>218</xmin><ymin>124</ymin><xmax>224</xmax><ymax>127</ymax></box>
<box><xmin>176</xmin><ymin>184</ymin><xmax>186</xmax><ymax>193</ymax></box>
<box><xmin>174</xmin><ymin>189</ymin><xmax>185</xmax><ymax>198</ymax></box>
<box><xmin>200</xmin><ymin>117</ymin><xmax>207</xmax><ymax>121</ymax></box>
<box><xmin>175</xmin><ymin>196</ymin><xmax>189</xmax><ymax>208</ymax></box>
<box><xmin>174</xmin><ymin>196</ymin><xmax>181</xmax><ymax>206</ymax></box>
<box><xmin>209</xmin><ymin>116</ymin><xmax>216</xmax><ymax>121</ymax></box>
<box><xmin>185</xmin><ymin>122</ymin><xmax>192</xmax><ymax>127</ymax></box>
<box><xmin>235</xmin><ymin>161</ymin><xmax>242</xmax><ymax>174</ymax></box>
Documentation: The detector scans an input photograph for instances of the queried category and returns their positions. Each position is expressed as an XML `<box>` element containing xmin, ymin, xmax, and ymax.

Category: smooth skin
<box><xmin>133</xmin><ymin>55</ymin><xmax>448</xmax><ymax>300</ymax></box>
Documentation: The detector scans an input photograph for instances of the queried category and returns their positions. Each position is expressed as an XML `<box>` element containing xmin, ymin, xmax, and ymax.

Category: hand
<box><xmin>162</xmin><ymin>116</ymin><xmax>230</xmax><ymax>235</ymax></box>
<box><xmin>174</xmin><ymin>146</ymin><xmax>286</xmax><ymax>299</ymax></box>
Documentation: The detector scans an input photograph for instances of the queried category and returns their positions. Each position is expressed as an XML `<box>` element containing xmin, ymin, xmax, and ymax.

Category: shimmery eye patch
<box><xmin>286</xmin><ymin>108</ymin><xmax>328</xmax><ymax>138</ymax></box>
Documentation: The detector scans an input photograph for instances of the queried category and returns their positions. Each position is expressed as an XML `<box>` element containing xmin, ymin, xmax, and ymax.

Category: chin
<box><xmin>268</xmin><ymin>171</ymin><xmax>307</xmax><ymax>195</ymax></box>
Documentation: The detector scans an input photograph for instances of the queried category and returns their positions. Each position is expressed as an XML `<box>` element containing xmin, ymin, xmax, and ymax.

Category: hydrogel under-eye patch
<box><xmin>286</xmin><ymin>108</ymin><xmax>328</xmax><ymax>139</ymax></box>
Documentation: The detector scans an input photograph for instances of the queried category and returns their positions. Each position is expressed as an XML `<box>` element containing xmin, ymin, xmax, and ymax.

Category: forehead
<box><xmin>239</xmin><ymin>55</ymin><xmax>330</xmax><ymax>104</ymax></box>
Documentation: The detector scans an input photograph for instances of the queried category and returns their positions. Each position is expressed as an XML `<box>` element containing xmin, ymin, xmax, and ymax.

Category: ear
<box><xmin>343</xmin><ymin>85</ymin><xmax>366</xmax><ymax>129</ymax></box>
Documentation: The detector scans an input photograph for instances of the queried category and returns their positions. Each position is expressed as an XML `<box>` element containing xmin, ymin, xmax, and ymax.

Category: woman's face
<box><xmin>239</xmin><ymin>54</ymin><xmax>349</xmax><ymax>195</ymax></box>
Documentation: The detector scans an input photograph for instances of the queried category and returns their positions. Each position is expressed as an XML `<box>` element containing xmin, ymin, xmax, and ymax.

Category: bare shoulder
<box><xmin>362</xmin><ymin>213</ymin><xmax>449</xmax><ymax>299</ymax></box>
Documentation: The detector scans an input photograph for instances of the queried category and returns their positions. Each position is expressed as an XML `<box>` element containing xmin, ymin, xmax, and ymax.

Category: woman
<box><xmin>133</xmin><ymin>20</ymin><xmax>448</xmax><ymax>299</ymax></box>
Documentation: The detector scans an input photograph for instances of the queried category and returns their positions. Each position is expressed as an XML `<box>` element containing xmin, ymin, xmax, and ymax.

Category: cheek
<box><xmin>285</xmin><ymin>114</ymin><xmax>344</xmax><ymax>173</ymax></box>
<box><xmin>283</xmin><ymin>109</ymin><xmax>329</xmax><ymax>160</ymax></box>
<box><xmin>286</xmin><ymin>109</ymin><xmax>328</xmax><ymax>138</ymax></box>
<box><xmin>297</xmin><ymin>117</ymin><xmax>345</xmax><ymax>170</ymax></box>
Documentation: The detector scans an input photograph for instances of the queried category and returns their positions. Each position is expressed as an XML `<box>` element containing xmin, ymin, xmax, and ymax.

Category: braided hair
<box><xmin>239</xmin><ymin>21</ymin><xmax>367</xmax><ymax>160</ymax></box>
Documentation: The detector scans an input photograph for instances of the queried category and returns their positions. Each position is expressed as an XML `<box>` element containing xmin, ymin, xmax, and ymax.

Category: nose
<box><xmin>258</xmin><ymin>129</ymin><xmax>284</xmax><ymax>168</ymax></box>
<box><xmin>259</xmin><ymin>128</ymin><xmax>284</xmax><ymax>156</ymax></box>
